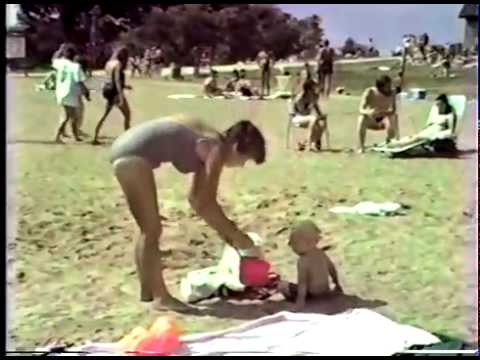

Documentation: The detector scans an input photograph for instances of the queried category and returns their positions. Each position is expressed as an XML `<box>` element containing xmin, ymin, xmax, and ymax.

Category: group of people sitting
<box><xmin>203</xmin><ymin>69</ymin><xmax>261</xmax><ymax>98</ymax></box>
<box><xmin>288</xmin><ymin>72</ymin><xmax>457</xmax><ymax>154</ymax></box>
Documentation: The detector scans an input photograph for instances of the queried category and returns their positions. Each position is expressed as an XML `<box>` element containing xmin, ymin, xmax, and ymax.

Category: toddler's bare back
<box><xmin>299</xmin><ymin>248</ymin><xmax>331</xmax><ymax>296</ymax></box>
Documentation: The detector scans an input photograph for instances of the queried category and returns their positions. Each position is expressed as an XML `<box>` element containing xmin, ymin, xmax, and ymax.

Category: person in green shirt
<box><xmin>52</xmin><ymin>45</ymin><xmax>90</xmax><ymax>143</ymax></box>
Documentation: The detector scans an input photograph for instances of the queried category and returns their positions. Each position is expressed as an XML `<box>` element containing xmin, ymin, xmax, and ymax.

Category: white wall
<box><xmin>6</xmin><ymin>4</ymin><xmax>21</xmax><ymax>28</ymax></box>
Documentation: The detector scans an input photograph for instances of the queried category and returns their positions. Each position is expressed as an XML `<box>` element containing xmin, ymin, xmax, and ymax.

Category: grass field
<box><xmin>9</xmin><ymin>62</ymin><xmax>477</xmax><ymax>349</ymax></box>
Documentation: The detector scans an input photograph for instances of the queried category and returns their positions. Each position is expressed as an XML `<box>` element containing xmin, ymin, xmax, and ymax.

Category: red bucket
<box><xmin>240</xmin><ymin>258</ymin><xmax>271</xmax><ymax>287</ymax></box>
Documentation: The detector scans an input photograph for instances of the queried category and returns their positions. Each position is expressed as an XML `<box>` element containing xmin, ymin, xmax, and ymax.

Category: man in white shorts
<box><xmin>52</xmin><ymin>45</ymin><xmax>90</xmax><ymax>143</ymax></box>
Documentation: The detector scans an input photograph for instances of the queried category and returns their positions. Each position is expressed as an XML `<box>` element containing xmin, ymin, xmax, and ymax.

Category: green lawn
<box><xmin>9</xmin><ymin>63</ymin><xmax>476</xmax><ymax>349</ymax></box>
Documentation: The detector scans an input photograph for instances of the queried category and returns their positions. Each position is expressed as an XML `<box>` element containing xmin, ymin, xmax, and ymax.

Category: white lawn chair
<box><xmin>286</xmin><ymin>98</ymin><xmax>331</xmax><ymax>149</ymax></box>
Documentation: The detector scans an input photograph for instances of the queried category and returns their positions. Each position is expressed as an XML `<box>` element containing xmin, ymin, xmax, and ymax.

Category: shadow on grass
<box><xmin>390</xmin><ymin>149</ymin><xmax>477</xmax><ymax>160</ymax></box>
<box><xmin>295</xmin><ymin>148</ymin><xmax>354</xmax><ymax>154</ymax></box>
<box><xmin>198</xmin><ymin>292</ymin><xmax>387</xmax><ymax>321</ymax></box>
<box><xmin>8</xmin><ymin>139</ymin><xmax>64</xmax><ymax>146</ymax></box>
<box><xmin>369</xmin><ymin>148</ymin><xmax>477</xmax><ymax>160</ymax></box>
<box><xmin>8</xmin><ymin>136</ymin><xmax>115</xmax><ymax>146</ymax></box>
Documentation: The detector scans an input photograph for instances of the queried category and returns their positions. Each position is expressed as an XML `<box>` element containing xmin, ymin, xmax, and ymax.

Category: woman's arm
<box><xmin>189</xmin><ymin>145</ymin><xmax>254</xmax><ymax>250</ymax></box>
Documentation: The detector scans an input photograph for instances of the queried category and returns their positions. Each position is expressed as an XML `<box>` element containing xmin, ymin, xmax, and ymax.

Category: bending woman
<box><xmin>92</xmin><ymin>46</ymin><xmax>132</xmax><ymax>145</ymax></box>
<box><xmin>110</xmin><ymin>117</ymin><xmax>266</xmax><ymax>311</ymax></box>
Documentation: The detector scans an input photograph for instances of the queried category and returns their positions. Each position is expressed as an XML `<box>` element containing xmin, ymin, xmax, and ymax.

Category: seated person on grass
<box><xmin>279</xmin><ymin>220</ymin><xmax>343</xmax><ymax>312</ymax></box>
<box><xmin>386</xmin><ymin>94</ymin><xmax>457</xmax><ymax>148</ymax></box>
<box><xmin>203</xmin><ymin>69</ymin><xmax>224</xmax><ymax>97</ymax></box>
<box><xmin>291</xmin><ymin>79</ymin><xmax>328</xmax><ymax>152</ymax></box>
<box><xmin>357</xmin><ymin>75</ymin><xmax>399</xmax><ymax>153</ymax></box>
<box><xmin>225</xmin><ymin>69</ymin><xmax>240</xmax><ymax>92</ymax></box>
<box><xmin>235</xmin><ymin>69</ymin><xmax>260</xmax><ymax>97</ymax></box>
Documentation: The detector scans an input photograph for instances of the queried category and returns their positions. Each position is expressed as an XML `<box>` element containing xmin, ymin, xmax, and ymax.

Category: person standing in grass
<box><xmin>316</xmin><ymin>39</ymin><xmax>335</xmax><ymax>98</ymax></box>
<box><xmin>257</xmin><ymin>49</ymin><xmax>272</xmax><ymax>97</ymax></box>
<box><xmin>52</xmin><ymin>45</ymin><xmax>90</xmax><ymax>143</ymax></box>
<box><xmin>110</xmin><ymin>116</ymin><xmax>266</xmax><ymax>312</ymax></box>
<box><xmin>92</xmin><ymin>46</ymin><xmax>131</xmax><ymax>145</ymax></box>
<box><xmin>73</xmin><ymin>54</ymin><xmax>91</xmax><ymax>139</ymax></box>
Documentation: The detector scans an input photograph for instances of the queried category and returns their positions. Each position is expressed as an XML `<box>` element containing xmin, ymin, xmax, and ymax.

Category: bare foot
<box><xmin>151</xmin><ymin>296</ymin><xmax>200</xmax><ymax>314</ymax></box>
<box><xmin>357</xmin><ymin>148</ymin><xmax>365</xmax><ymax>154</ymax></box>
<box><xmin>54</xmin><ymin>136</ymin><xmax>65</xmax><ymax>144</ymax></box>
<box><xmin>91</xmin><ymin>139</ymin><xmax>102</xmax><ymax>145</ymax></box>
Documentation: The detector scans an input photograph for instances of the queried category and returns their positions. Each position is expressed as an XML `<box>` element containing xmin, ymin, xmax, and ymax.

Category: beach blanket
<box><xmin>167</xmin><ymin>93</ymin><xmax>281</xmax><ymax>101</ymax></box>
<box><xmin>43</xmin><ymin>309</ymin><xmax>440</xmax><ymax>356</ymax></box>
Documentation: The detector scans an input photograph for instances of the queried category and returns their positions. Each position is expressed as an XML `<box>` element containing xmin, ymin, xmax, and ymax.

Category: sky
<box><xmin>278</xmin><ymin>4</ymin><xmax>465</xmax><ymax>54</ymax></box>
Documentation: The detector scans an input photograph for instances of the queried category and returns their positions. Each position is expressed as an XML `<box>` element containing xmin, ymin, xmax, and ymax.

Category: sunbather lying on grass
<box><xmin>385</xmin><ymin>94</ymin><xmax>456</xmax><ymax>148</ymax></box>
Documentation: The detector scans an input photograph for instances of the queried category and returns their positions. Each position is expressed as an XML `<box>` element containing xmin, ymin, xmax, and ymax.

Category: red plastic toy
<box><xmin>240</xmin><ymin>258</ymin><xmax>271</xmax><ymax>287</ymax></box>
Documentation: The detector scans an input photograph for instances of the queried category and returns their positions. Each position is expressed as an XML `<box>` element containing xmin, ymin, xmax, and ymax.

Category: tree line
<box><xmin>18</xmin><ymin>4</ymin><xmax>325</xmax><ymax>67</ymax></box>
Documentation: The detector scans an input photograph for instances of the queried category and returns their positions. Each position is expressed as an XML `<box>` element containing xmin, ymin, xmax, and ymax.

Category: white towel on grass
<box><xmin>330</xmin><ymin>202</ymin><xmax>404</xmax><ymax>216</ymax></box>
<box><xmin>52</xmin><ymin>309</ymin><xmax>439</xmax><ymax>356</ymax></box>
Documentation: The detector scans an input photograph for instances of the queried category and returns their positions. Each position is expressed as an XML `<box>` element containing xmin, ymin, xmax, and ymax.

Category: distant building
<box><xmin>6</xmin><ymin>4</ymin><xmax>28</xmax><ymax>59</ymax></box>
<box><xmin>458</xmin><ymin>4</ymin><xmax>478</xmax><ymax>49</ymax></box>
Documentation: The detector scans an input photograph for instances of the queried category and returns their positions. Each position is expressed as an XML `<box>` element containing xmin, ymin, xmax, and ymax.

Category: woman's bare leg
<box><xmin>69</xmin><ymin>107</ymin><xmax>82</xmax><ymax>141</ymax></box>
<box><xmin>325</xmin><ymin>74</ymin><xmax>333</xmax><ymax>98</ymax></box>
<box><xmin>76</xmin><ymin>100</ymin><xmax>89</xmax><ymax>137</ymax></box>
<box><xmin>307</xmin><ymin>117</ymin><xmax>321</xmax><ymax>151</ymax></box>
<box><xmin>321</xmin><ymin>120</ymin><xmax>330</xmax><ymax>149</ymax></box>
<box><xmin>92</xmin><ymin>102</ymin><xmax>114</xmax><ymax>144</ymax></box>
<box><xmin>113</xmin><ymin>157</ymin><xmax>196</xmax><ymax>313</ymax></box>
<box><xmin>55</xmin><ymin>106</ymin><xmax>74</xmax><ymax>143</ymax></box>
<box><xmin>117</xmin><ymin>97</ymin><xmax>131</xmax><ymax>131</ymax></box>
